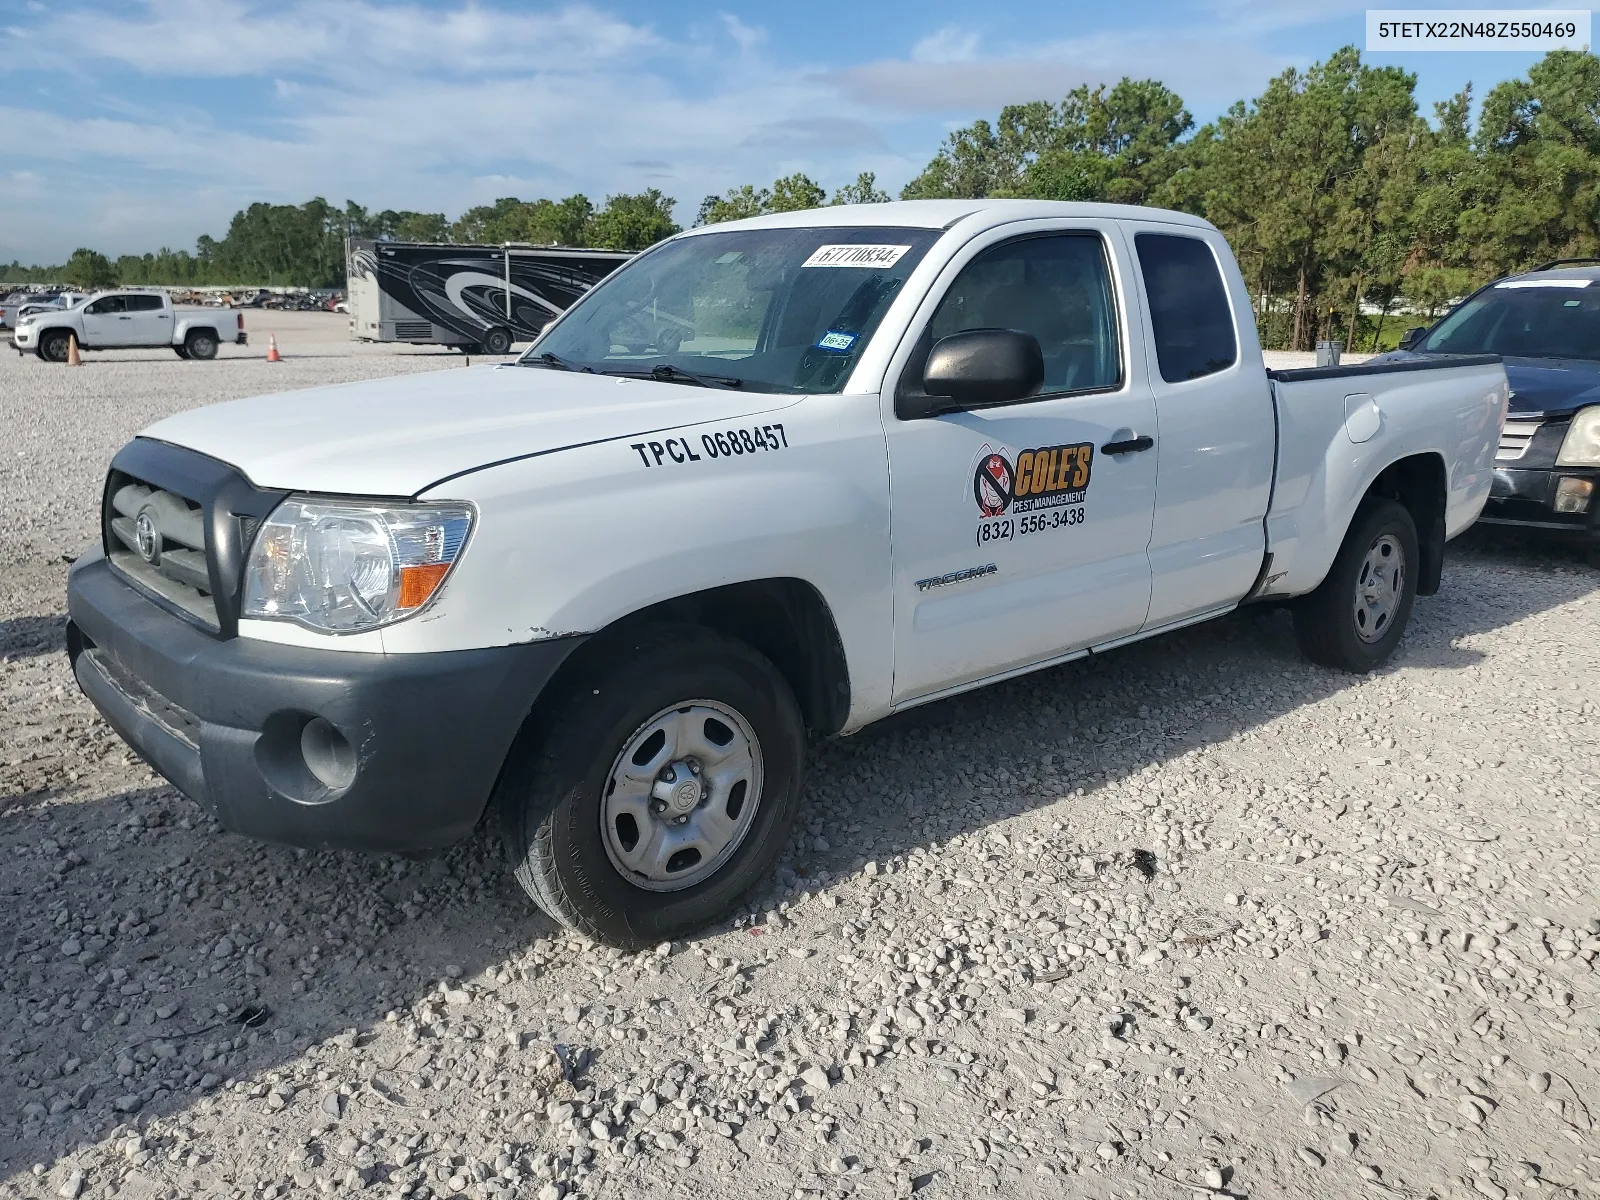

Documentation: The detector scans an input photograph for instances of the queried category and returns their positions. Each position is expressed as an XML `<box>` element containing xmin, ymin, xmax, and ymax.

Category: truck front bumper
<box><xmin>67</xmin><ymin>551</ymin><xmax>582</xmax><ymax>852</ymax></box>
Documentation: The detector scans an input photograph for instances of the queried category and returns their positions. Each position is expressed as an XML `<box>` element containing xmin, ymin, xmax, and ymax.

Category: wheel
<box><xmin>481</xmin><ymin>327</ymin><xmax>513</xmax><ymax>355</ymax></box>
<box><xmin>38</xmin><ymin>330</ymin><xmax>71</xmax><ymax>362</ymax></box>
<box><xmin>500</xmin><ymin>624</ymin><xmax>806</xmax><ymax>948</ymax></box>
<box><xmin>1293</xmin><ymin>498</ymin><xmax>1419</xmax><ymax>672</ymax></box>
<box><xmin>458</xmin><ymin>343</ymin><xmax>483</xmax><ymax>355</ymax></box>
<box><xmin>184</xmin><ymin>330</ymin><xmax>218</xmax><ymax>360</ymax></box>
<box><xmin>174</xmin><ymin>345</ymin><xmax>190</xmax><ymax>359</ymax></box>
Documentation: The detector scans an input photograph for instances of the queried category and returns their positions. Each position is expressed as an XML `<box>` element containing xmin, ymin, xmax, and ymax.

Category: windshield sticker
<box><xmin>802</xmin><ymin>244</ymin><xmax>912</xmax><ymax>269</ymax></box>
<box><xmin>1495</xmin><ymin>278</ymin><xmax>1592</xmax><ymax>289</ymax></box>
<box><xmin>970</xmin><ymin>441</ymin><xmax>1094</xmax><ymax>545</ymax></box>
<box><xmin>631</xmin><ymin>423</ymin><xmax>789</xmax><ymax>468</ymax></box>
<box><xmin>817</xmin><ymin>330</ymin><xmax>857</xmax><ymax>352</ymax></box>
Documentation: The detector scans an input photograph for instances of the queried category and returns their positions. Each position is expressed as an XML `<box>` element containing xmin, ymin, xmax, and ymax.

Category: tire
<box><xmin>499</xmin><ymin>624</ymin><xmax>806</xmax><ymax>948</ymax></box>
<box><xmin>184</xmin><ymin>330</ymin><xmax>219</xmax><ymax>360</ymax></box>
<box><xmin>458</xmin><ymin>343</ymin><xmax>483</xmax><ymax>355</ymax></box>
<box><xmin>481</xmin><ymin>327</ymin><xmax>513</xmax><ymax>355</ymax></box>
<box><xmin>1293</xmin><ymin>499</ymin><xmax>1419</xmax><ymax>672</ymax></box>
<box><xmin>38</xmin><ymin>330</ymin><xmax>71</xmax><ymax>363</ymax></box>
<box><xmin>174</xmin><ymin>345</ymin><xmax>190</xmax><ymax>359</ymax></box>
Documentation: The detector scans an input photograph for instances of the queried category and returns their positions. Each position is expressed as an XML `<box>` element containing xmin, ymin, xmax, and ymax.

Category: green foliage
<box><xmin>830</xmin><ymin>172</ymin><xmax>890</xmax><ymax>205</ymax></box>
<box><xmin>901</xmin><ymin>79</ymin><xmax>1192</xmax><ymax>204</ymax></box>
<box><xmin>587</xmin><ymin>190</ymin><xmax>681</xmax><ymax>251</ymax></box>
<box><xmin>697</xmin><ymin>173</ymin><xmax>829</xmax><ymax>225</ymax></box>
<box><xmin>63</xmin><ymin>248</ymin><xmax>116</xmax><ymax>290</ymax></box>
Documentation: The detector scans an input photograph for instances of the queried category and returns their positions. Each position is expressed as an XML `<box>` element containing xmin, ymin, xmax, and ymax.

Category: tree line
<box><xmin>7</xmin><ymin>47</ymin><xmax>1595</xmax><ymax>350</ymax></box>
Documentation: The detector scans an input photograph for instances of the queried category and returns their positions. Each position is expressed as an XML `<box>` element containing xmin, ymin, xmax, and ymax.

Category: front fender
<box><xmin>227</xmin><ymin>392</ymin><xmax>898</xmax><ymax>725</ymax></box>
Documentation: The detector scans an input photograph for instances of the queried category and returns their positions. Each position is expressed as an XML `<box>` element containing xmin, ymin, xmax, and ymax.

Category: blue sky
<box><xmin>0</xmin><ymin>0</ymin><xmax>1570</xmax><ymax>262</ymax></box>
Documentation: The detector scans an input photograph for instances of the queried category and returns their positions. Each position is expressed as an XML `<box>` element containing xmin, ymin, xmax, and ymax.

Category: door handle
<box><xmin>117</xmin><ymin>316</ymin><xmax>132</xmax><ymax>321</ymax></box>
<box><xmin>1101</xmin><ymin>435</ymin><xmax>1154</xmax><ymax>455</ymax></box>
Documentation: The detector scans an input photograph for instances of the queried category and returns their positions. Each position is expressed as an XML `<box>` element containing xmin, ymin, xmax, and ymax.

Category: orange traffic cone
<box><xmin>66</xmin><ymin>332</ymin><xmax>81</xmax><ymax>367</ymax></box>
<box><xmin>266</xmin><ymin>333</ymin><xmax>281</xmax><ymax>362</ymax></box>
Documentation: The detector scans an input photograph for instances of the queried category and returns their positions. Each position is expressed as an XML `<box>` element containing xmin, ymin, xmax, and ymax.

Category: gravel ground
<box><xmin>3</xmin><ymin>334</ymin><xmax>1596</xmax><ymax>1200</ymax></box>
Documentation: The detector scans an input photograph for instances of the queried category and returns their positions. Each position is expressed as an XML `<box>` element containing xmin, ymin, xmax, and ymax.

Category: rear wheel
<box><xmin>1293</xmin><ymin>499</ymin><xmax>1419</xmax><ymax>672</ymax></box>
<box><xmin>499</xmin><ymin>625</ymin><xmax>806</xmax><ymax>948</ymax></box>
<box><xmin>481</xmin><ymin>327</ymin><xmax>513</xmax><ymax>355</ymax></box>
<box><xmin>184</xmin><ymin>330</ymin><xmax>218</xmax><ymax>360</ymax></box>
<box><xmin>173</xmin><ymin>345</ymin><xmax>190</xmax><ymax>359</ymax></box>
<box><xmin>39</xmin><ymin>330</ymin><xmax>72</xmax><ymax>362</ymax></box>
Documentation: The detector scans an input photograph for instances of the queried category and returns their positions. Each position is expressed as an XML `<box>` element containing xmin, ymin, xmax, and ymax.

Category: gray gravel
<box><xmin>2</xmin><ymin>328</ymin><xmax>1597</xmax><ymax>1200</ymax></box>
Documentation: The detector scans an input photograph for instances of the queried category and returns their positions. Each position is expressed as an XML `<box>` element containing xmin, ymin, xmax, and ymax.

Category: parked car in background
<box><xmin>15</xmin><ymin>292</ymin><xmax>89</xmax><ymax>323</ymax></box>
<box><xmin>66</xmin><ymin>199</ymin><xmax>1506</xmax><ymax>947</ymax></box>
<box><xmin>1375</xmin><ymin>259</ymin><xmax>1600</xmax><ymax>558</ymax></box>
<box><xmin>12</xmin><ymin>289</ymin><xmax>248</xmax><ymax>360</ymax></box>
<box><xmin>0</xmin><ymin>291</ymin><xmax>58</xmax><ymax>330</ymax></box>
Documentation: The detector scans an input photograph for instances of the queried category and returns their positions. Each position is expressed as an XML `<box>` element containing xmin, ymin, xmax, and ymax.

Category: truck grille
<box><xmin>105</xmin><ymin>476</ymin><xmax>219</xmax><ymax>631</ymax></box>
<box><xmin>1497</xmin><ymin>420</ymin><xmax>1542</xmax><ymax>461</ymax></box>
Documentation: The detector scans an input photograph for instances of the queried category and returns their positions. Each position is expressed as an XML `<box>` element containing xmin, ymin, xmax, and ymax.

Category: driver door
<box><xmin>883</xmin><ymin>223</ymin><xmax>1159</xmax><ymax>705</ymax></box>
<box><xmin>79</xmin><ymin>296</ymin><xmax>130</xmax><ymax>346</ymax></box>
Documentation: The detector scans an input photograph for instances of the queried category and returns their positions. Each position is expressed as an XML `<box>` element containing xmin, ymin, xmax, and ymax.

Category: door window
<box><xmin>85</xmin><ymin>297</ymin><xmax>127</xmax><ymax>315</ymax></box>
<box><xmin>1134</xmin><ymin>233</ymin><xmax>1237</xmax><ymax>383</ymax></box>
<box><xmin>903</xmin><ymin>234</ymin><xmax>1122</xmax><ymax>407</ymax></box>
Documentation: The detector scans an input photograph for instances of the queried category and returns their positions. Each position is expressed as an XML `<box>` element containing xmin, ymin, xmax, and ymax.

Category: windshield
<box><xmin>1421</xmin><ymin>281</ymin><xmax>1600</xmax><ymax>361</ymax></box>
<box><xmin>525</xmin><ymin>226</ymin><xmax>941</xmax><ymax>394</ymax></box>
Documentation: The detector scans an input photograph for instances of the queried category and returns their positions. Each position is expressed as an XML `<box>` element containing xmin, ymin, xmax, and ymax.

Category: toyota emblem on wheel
<box><xmin>134</xmin><ymin>512</ymin><xmax>160</xmax><ymax>564</ymax></box>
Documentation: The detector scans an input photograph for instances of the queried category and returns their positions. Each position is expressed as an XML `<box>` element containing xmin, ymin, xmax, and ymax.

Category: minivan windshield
<box><xmin>524</xmin><ymin>226</ymin><xmax>941</xmax><ymax>394</ymax></box>
<box><xmin>1420</xmin><ymin>280</ymin><xmax>1600</xmax><ymax>361</ymax></box>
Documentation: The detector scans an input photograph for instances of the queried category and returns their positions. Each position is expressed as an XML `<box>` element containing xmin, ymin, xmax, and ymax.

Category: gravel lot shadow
<box><xmin>0</xmin><ymin>614</ymin><xmax>66</xmax><ymax>661</ymax></box>
<box><xmin>3</xmin><ymin>537</ymin><xmax>1595</xmax><ymax>1176</ymax></box>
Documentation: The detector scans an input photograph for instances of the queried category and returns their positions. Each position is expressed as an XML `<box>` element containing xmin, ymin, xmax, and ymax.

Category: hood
<box><xmin>1373</xmin><ymin>349</ymin><xmax>1600</xmax><ymax>417</ymax></box>
<box><xmin>140</xmin><ymin>365</ymin><xmax>795</xmax><ymax>496</ymax></box>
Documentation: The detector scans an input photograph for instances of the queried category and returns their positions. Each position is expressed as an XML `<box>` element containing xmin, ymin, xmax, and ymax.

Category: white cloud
<box><xmin>912</xmin><ymin>27</ymin><xmax>983</xmax><ymax>64</ymax></box>
<box><xmin>720</xmin><ymin>12</ymin><xmax>764</xmax><ymax>54</ymax></box>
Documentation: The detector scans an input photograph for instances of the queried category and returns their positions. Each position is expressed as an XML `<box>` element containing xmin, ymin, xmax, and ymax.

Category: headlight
<box><xmin>1557</xmin><ymin>406</ymin><xmax>1600</xmax><ymax>466</ymax></box>
<box><xmin>242</xmin><ymin>499</ymin><xmax>474</xmax><ymax>633</ymax></box>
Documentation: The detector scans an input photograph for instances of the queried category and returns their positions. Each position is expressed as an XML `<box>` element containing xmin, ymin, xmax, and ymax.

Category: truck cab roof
<box><xmin>676</xmin><ymin>198</ymin><xmax>1219</xmax><ymax>237</ymax></box>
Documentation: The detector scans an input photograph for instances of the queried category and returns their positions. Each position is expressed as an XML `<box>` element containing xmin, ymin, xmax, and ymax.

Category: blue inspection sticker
<box><xmin>817</xmin><ymin>330</ymin><xmax>857</xmax><ymax>352</ymax></box>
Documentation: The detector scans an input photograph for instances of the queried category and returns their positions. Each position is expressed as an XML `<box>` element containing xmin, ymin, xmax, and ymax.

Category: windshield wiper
<box><xmin>524</xmin><ymin>351</ymin><xmax>593</xmax><ymax>372</ymax></box>
<box><xmin>640</xmin><ymin>363</ymin><xmax>743</xmax><ymax>389</ymax></box>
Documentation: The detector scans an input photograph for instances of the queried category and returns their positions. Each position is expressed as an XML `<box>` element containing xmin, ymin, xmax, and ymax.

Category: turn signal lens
<box><xmin>397</xmin><ymin>562</ymin><xmax>451</xmax><ymax>609</ymax></box>
<box><xmin>1554</xmin><ymin>476</ymin><xmax>1594</xmax><ymax>514</ymax></box>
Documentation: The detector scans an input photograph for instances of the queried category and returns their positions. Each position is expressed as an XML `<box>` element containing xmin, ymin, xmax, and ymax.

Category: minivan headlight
<box><xmin>243</xmin><ymin>499</ymin><xmax>474</xmax><ymax>633</ymax></box>
<box><xmin>1557</xmin><ymin>406</ymin><xmax>1600</xmax><ymax>466</ymax></box>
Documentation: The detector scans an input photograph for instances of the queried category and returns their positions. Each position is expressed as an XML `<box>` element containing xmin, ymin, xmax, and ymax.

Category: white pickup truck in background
<box><xmin>66</xmin><ymin>199</ymin><xmax>1507</xmax><ymax>947</ymax></box>
<box><xmin>12</xmin><ymin>289</ymin><xmax>248</xmax><ymax>361</ymax></box>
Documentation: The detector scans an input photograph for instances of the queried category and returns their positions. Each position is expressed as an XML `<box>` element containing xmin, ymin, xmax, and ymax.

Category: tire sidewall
<box><xmin>40</xmin><ymin>331</ymin><xmax>69</xmax><ymax>362</ymax></box>
<box><xmin>186</xmin><ymin>332</ymin><xmax>218</xmax><ymax>360</ymax></box>
<box><xmin>1330</xmin><ymin>502</ymin><xmax>1419</xmax><ymax>669</ymax></box>
<box><xmin>483</xmin><ymin>328</ymin><xmax>512</xmax><ymax>355</ymax></box>
<box><xmin>524</xmin><ymin>639</ymin><xmax>804</xmax><ymax>945</ymax></box>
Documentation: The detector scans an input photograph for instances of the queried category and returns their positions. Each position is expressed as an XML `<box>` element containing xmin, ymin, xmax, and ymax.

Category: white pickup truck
<box><xmin>13</xmin><ymin>289</ymin><xmax>247</xmax><ymax>361</ymax></box>
<box><xmin>66</xmin><ymin>200</ymin><xmax>1507</xmax><ymax>947</ymax></box>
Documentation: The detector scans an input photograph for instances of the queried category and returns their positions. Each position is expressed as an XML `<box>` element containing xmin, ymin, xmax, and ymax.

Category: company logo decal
<box><xmin>968</xmin><ymin>441</ymin><xmax>1094</xmax><ymax>545</ymax></box>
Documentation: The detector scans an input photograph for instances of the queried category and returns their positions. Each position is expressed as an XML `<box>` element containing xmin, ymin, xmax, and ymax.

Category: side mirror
<box><xmin>1398</xmin><ymin>326</ymin><xmax>1427</xmax><ymax>350</ymax></box>
<box><xmin>901</xmin><ymin>329</ymin><xmax>1045</xmax><ymax>419</ymax></box>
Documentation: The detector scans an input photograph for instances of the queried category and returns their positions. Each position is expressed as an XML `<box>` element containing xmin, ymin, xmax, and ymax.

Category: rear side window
<box><xmin>125</xmin><ymin>295</ymin><xmax>165</xmax><ymax>312</ymax></box>
<box><xmin>1135</xmin><ymin>233</ymin><xmax>1237</xmax><ymax>383</ymax></box>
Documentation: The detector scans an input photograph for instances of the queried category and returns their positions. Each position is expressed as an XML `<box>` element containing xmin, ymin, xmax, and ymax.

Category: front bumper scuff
<box><xmin>68</xmin><ymin>550</ymin><xmax>582</xmax><ymax>852</ymax></box>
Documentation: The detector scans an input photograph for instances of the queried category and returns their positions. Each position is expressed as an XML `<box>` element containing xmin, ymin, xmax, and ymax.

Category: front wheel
<box><xmin>481</xmin><ymin>327</ymin><xmax>513</xmax><ymax>355</ymax></box>
<box><xmin>500</xmin><ymin>625</ymin><xmax>806</xmax><ymax>948</ymax></box>
<box><xmin>173</xmin><ymin>345</ymin><xmax>190</xmax><ymax>359</ymax></box>
<box><xmin>1293</xmin><ymin>498</ymin><xmax>1419</xmax><ymax>672</ymax></box>
<box><xmin>38</xmin><ymin>330</ymin><xmax>72</xmax><ymax>362</ymax></box>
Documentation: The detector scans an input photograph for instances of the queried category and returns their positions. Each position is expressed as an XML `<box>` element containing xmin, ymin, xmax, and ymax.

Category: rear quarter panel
<box><xmin>1264</xmin><ymin>362</ymin><xmax>1507</xmax><ymax>597</ymax></box>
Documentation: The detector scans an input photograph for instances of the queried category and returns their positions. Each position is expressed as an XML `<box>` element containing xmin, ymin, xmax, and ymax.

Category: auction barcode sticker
<box><xmin>1366</xmin><ymin>9</ymin><xmax>1589</xmax><ymax>51</ymax></box>
<box><xmin>802</xmin><ymin>244</ymin><xmax>911</xmax><ymax>268</ymax></box>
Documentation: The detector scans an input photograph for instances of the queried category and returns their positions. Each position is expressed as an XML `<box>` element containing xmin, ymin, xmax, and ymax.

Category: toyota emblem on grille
<box><xmin>134</xmin><ymin>512</ymin><xmax>160</xmax><ymax>564</ymax></box>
